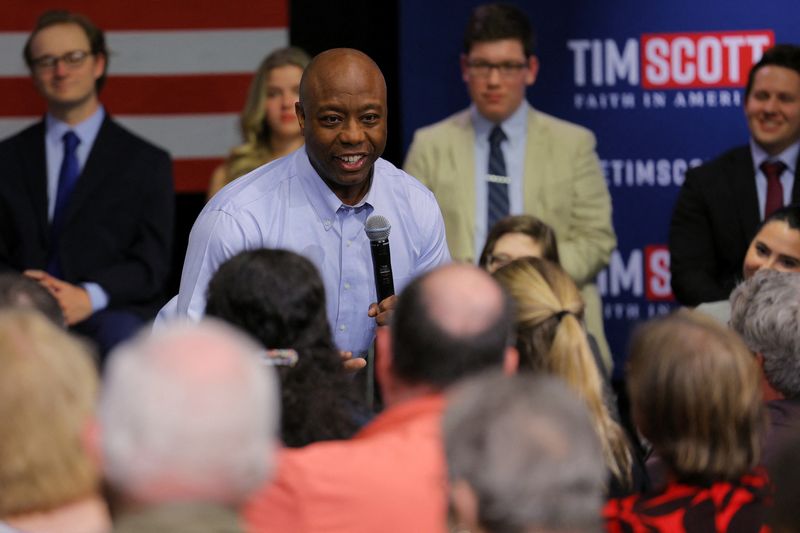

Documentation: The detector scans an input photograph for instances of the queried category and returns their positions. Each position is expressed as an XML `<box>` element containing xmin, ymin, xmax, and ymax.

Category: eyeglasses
<box><xmin>31</xmin><ymin>50</ymin><xmax>92</xmax><ymax>71</ymax></box>
<box><xmin>466</xmin><ymin>60</ymin><xmax>528</xmax><ymax>78</ymax></box>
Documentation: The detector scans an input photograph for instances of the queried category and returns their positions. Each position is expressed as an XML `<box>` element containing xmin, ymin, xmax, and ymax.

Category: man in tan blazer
<box><xmin>404</xmin><ymin>3</ymin><xmax>615</xmax><ymax>369</ymax></box>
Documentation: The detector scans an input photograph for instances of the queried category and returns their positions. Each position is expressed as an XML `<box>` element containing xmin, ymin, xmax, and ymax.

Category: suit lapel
<box><xmin>452</xmin><ymin>111</ymin><xmax>476</xmax><ymax>247</ymax></box>
<box><xmin>19</xmin><ymin>121</ymin><xmax>50</xmax><ymax>244</ymax></box>
<box><xmin>522</xmin><ymin>108</ymin><xmax>548</xmax><ymax>214</ymax></box>
<box><xmin>730</xmin><ymin>147</ymin><xmax>760</xmax><ymax>241</ymax></box>
<box><xmin>64</xmin><ymin>116</ymin><xmax>114</xmax><ymax>226</ymax></box>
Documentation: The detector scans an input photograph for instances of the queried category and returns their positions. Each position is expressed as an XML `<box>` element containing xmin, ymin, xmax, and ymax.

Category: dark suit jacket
<box><xmin>669</xmin><ymin>145</ymin><xmax>800</xmax><ymax>306</ymax></box>
<box><xmin>0</xmin><ymin>115</ymin><xmax>174</xmax><ymax>318</ymax></box>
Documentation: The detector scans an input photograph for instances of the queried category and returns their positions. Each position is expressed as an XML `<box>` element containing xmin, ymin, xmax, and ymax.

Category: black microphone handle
<box><xmin>370</xmin><ymin>238</ymin><xmax>395</xmax><ymax>302</ymax></box>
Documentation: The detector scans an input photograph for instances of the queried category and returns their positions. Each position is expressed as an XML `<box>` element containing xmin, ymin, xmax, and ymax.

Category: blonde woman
<box><xmin>492</xmin><ymin>257</ymin><xmax>640</xmax><ymax>495</ymax></box>
<box><xmin>207</xmin><ymin>46</ymin><xmax>311</xmax><ymax>199</ymax></box>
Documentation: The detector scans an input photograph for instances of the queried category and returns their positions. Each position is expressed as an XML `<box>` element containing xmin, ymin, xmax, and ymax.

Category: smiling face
<box><xmin>745</xmin><ymin>65</ymin><xmax>800</xmax><ymax>156</ymax></box>
<box><xmin>263</xmin><ymin>64</ymin><xmax>303</xmax><ymax>141</ymax></box>
<box><xmin>461</xmin><ymin>39</ymin><xmax>537</xmax><ymax>123</ymax></box>
<box><xmin>743</xmin><ymin>220</ymin><xmax>800</xmax><ymax>279</ymax></box>
<box><xmin>28</xmin><ymin>22</ymin><xmax>104</xmax><ymax>121</ymax></box>
<box><xmin>296</xmin><ymin>50</ymin><xmax>387</xmax><ymax>205</ymax></box>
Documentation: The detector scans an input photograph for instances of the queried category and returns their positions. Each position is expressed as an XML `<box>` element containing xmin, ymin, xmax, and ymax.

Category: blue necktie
<box><xmin>46</xmin><ymin>131</ymin><xmax>81</xmax><ymax>276</ymax></box>
<box><xmin>487</xmin><ymin>125</ymin><xmax>509</xmax><ymax>231</ymax></box>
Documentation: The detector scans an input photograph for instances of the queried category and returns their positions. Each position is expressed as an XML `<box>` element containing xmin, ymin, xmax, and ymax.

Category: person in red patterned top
<box><xmin>604</xmin><ymin>310</ymin><xmax>770</xmax><ymax>533</ymax></box>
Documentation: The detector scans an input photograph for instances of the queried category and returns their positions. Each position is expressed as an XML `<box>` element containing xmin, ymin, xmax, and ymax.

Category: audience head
<box><xmin>743</xmin><ymin>204</ymin><xmax>800</xmax><ymax>279</ymax></box>
<box><xmin>241</xmin><ymin>46</ymin><xmax>310</xmax><ymax>149</ymax></box>
<box><xmin>461</xmin><ymin>3</ymin><xmax>538</xmax><ymax>123</ymax></box>
<box><xmin>0</xmin><ymin>309</ymin><xmax>98</xmax><ymax>517</ymax></box>
<box><xmin>0</xmin><ymin>272</ymin><xmax>64</xmax><ymax>326</ymax></box>
<box><xmin>206</xmin><ymin>249</ymin><xmax>360</xmax><ymax>447</ymax></box>
<box><xmin>463</xmin><ymin>3</ymin><xmax>535</xmax><ymax>57</ymax></box>
<box><xmin>744</xmin><ymin>44</ymin><xmax>800</xmax><ymax>156</ymax></box>
<box><xmin>24</xmin><ymin>10</ymin><xmax>108</xmax><ymax>93</ymax></box>
<box><xmin>492</xmin><ymin>257</ymin><xmax>631</xmax><ymax>488</ymax></box>
<box><xmin>382</xmin><ymin>264</ymin><xmax>516</xmax><ymax>397</ymax></box>
<box><xmin>628</xmin><ymin>309</ymin><xmax>764</xmax><ymax>482</ymax></box>
<box><xmin>297</xmin><ymin>48</ymin><xmax>387</xmax><ymax>204</ymax></box>
<box><xmin>745</xmin><ymin>44</ymin><xmax>800</xmax><ymax>98</ymax></box>
<box><xmin>479</xmin><ymin>215</ymin><xmax>560</xmax><ymax>272</ymax></box>
<box><xmin>100</xmin><ymin>320</ymin><xmax>278</xmax><ymax>506</ymax></box>
<box><xmin>730</xmin><ymin>269</ymin><xmax>800</xmax><ymax>399</ymax></box>
<box><xmin>444</xmin><ymin>371</ymin><xmax>605</xmax><ymax>533</ymax></box>
<box><xmin>206</xmin><ymin>248</ymin><xmax>333</xmax><ymax>351</ymax></box>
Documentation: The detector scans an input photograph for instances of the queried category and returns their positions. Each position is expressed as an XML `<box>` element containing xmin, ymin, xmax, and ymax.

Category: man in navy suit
<box><xmin>669</xmin><ymin>45</ymin><xmax>800</xmax><ymax>305</ymax></box>
<box><xmin>0</xmin><ymin>10</ymin><xmax>174</xmax><ymax>359</ymax></box>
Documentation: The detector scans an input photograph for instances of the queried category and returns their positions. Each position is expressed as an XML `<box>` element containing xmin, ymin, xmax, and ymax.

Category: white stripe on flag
<box><xmin>0</xmin><ymin>28</ymin><xmax>287</xmax><ymax>76</ymax></box>
<box><xmin>0</xmin><ymin>113</ymin><xmax>240</xmax><ymax>158</ymax></box>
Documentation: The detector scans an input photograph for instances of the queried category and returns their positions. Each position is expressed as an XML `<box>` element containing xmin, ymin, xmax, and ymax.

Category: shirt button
<box><xmin>339</xmin><ymin>324</ymin><xmax>347</xmax><ymax>331</ymax></box>
<box><xmin>323</xmin><ymin>219</ymin><xmax>332</xmax><ymax>229</ymax></box>
<box><xmin>344</xmin><ymin>282</ymin><xmax>351</xmax><ymax>290</ymax></box>
<box><xmin>346</xmin><ymin>240</ymin><xmax>352</xmax><ymax>247</ymax></box>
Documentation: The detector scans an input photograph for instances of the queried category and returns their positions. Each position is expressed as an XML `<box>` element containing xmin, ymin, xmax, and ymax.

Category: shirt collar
<box><xmin>296</xmin><ymin>147</ymin><xmax>375</xmax><ymax>226</ymax></box>
<box><xmin>750</xmin><ymin>137</ymin><xmax>800</xmax><ymax>174</ymax></box>
<box><xmin>470</xmin><ymin>100</ymin><xmax>529</xmax><ymax>144</ymax></box>
<box><xmin>45</xmin><ymin>105</ymin><xmax>105</xmax><ymax>146</ymax></box>
<box><xmin>355</xmin><ymin>393</ymin><xmax>445</xmax><ymax>439</ymax></box>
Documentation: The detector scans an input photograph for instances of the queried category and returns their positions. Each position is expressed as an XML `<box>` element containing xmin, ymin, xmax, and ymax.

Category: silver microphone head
<box><xmin>365</xmin><ymin>215</ymin><xmax>391</xmax><ymax>242</ymax></box>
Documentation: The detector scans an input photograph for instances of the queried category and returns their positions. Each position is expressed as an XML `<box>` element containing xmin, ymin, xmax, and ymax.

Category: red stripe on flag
<box><xmin>0</xmin><ymin>1</ymin><xmax>287</xmax><ymax>31</ymax></box>
<box><xmin>174</xmin><ymin>158</ymin><xmax>222</xmax><ymax>194</ymax></box>
<box><xmin>0</xmin><ymin>74</ymin><xmax>253</xmax><ymax>116</ymax></box>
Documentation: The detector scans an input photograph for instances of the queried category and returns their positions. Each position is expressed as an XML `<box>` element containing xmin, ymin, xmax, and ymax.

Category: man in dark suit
<box><xmin>670</xmin><ymin>44</ymin><xmax>800</xmax><ymax>306</ymax></box>
<box><xmin>0</xmin><ymin>10</ymin><xmax>174</xmax><ymax>358</ymax></box>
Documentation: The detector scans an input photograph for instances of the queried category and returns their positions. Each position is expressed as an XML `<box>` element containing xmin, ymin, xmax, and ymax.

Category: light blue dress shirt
<box><xmin>158</xmin><ymin>147</ymin><xmax>450</xmax><ymax>355</ymax></box>
<box><xmin>750</xmin><ymin>138</ymin><xmax>799</xmax><ymax>220</ymax></box>
<box><xmin>471</xmin><ymin>101</ymin><xmax>529</xmax><ymax>257</ymax></box>
<box><xmin>44</xmin><ymin>106</ymin><xmax>108</xmax><ymax>311</ymax></box>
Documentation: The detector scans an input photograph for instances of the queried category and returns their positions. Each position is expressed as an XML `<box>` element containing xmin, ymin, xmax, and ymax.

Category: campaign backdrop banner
<box><xmin>400</xmin><ymin>0</ymin><xmax>800</xmax><ymax>374</ymax></box>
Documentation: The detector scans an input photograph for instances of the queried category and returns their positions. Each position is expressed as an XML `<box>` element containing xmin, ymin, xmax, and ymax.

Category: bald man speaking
<box><xmin>159</xmin><ymin>49</ymin><xmax>450</xmax><ymax>356</ymax></box>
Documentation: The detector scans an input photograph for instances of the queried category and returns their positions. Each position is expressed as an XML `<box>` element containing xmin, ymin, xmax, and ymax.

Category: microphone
<box><xmin>365</xmin><ymin>215</ymin><xmax>395</xmax><ymax>302</ymax></box>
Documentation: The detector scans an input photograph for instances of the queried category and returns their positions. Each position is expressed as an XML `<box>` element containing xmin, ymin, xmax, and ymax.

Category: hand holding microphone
<box><xmin>365</xmin><ymin>215</ymin><xmax>397</xmax><ymax>326</ymax></box>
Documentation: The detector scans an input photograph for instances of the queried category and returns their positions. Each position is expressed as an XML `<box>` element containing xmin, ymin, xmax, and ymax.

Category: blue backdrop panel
<box><xmin>400</xmin><ymin>0</ymin><xmax>800</xmax><ymax>374</ymax></box>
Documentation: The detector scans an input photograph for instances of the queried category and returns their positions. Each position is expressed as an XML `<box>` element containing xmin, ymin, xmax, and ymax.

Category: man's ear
<box><xmin>525</xmin><ymin>54</ymin><xmax>539</xmax><ymax>86</ymax></box>
<box><xmin>82</xmin><ymin>417</ymin><xmax>103</xmax><ymax>469</ymax></box>
<box><xmin>295</xmin><ymin>102</ymin><xmax>305</xmax><ymax>133</ymax></box>
<box><xmin>460</xmin><ymin>54</ymin><xmax>470</xmax><ymax>83</ymax></box>
<box><xmin>375</xmin><ymin>326</ymin><xmax>393</xmax><ymax>386</ymax></box>
<box><xmin>450</xmin><ymin>479</ymin><xmax>480</xmax><ymax>533</ymax></box>
<box><xmin>502</xmin><ymin>345</ymin><xmax>519</xmax><ymax>375</ymax></box>
<box><xmin>92</xmin><ymin>53</ymin><xmax>106</xmax><ymax>84</ymax></box>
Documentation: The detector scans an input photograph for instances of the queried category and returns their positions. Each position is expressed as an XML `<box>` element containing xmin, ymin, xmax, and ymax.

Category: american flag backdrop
<box><xmin>0</xmin><ymin>1</ymin><xmax>289</xmax><ymax>193</ymax></box>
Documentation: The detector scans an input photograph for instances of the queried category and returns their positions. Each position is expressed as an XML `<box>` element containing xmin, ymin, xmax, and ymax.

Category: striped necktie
<box><xmin>487</xmin><ymin>125</ymin><xmax>509</xmax><ymax>231</ymax></box>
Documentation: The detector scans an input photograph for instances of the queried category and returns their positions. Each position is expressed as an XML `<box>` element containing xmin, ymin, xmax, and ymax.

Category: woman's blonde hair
<box><xmin>222</xmin><ymin>46</ymin><xmax>311</xmax><ymax>183</ymax></box>
<box><xmin>0</xmin><ymin>310</ymin><xmax>99</xmax><ymax>517</ymax></box>
<box><xmin>492</xmin><ymin>257</ymin><xmax>632</xmax><ymax>488</ymax></box>
<box><xmin>628</xmin><ymin>309</ymin><xmax>764</xmax><ymax>482</ymax></box>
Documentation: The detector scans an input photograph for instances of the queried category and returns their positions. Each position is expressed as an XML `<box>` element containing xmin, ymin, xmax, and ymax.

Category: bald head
<box><xmin>299</xmin><ymin>48</ymin><xmax>385</xmax><ymax>105</ymax></box>
<box><xmin>101</xmin><ymin>320</ymin><xmax>279</xmax><ymax>505</ymax></box>
<box><xmin>424</xmin><ymin>264</ymin><xmax>505</xmax><ymax>337</ymax></box>
<box><xmin>390</xmin><ymin>264</ymin><xmax>514</xmax><ymax>388</ymax></box>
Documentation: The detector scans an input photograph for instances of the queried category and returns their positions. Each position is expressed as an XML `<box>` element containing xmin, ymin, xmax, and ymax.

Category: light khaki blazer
<box><xmin>404</xmin><ymin>106</ymin><xmax>616</xmax><ymax>370</ymax></box>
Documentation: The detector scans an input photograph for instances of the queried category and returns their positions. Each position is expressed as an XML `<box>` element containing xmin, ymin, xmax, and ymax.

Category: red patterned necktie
<box><xmin>761</xmin><ymin>160</ymin><xmax>787</xmax><ymax>219</ymax></box>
